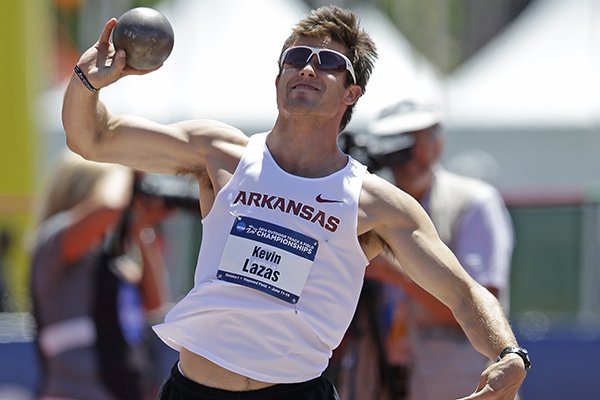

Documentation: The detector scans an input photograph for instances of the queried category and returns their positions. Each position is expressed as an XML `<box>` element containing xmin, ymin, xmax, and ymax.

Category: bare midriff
<box><xmin>179</xmin><ymin>347</ymin><xmax>276</xmax><ymax>391</ymax></box>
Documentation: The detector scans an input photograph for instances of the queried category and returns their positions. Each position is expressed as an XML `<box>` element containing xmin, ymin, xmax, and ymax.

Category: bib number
<box><xmin>217</xmin><ymin>216</ymin><xmax>318</xmax><ymax>303</ymax></box>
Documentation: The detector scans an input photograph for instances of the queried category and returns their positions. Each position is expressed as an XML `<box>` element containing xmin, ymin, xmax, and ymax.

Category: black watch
<box><xmin>497</xmin><ymin>346</ymin><xmax>531</xmax><ymax>371</ymax></box>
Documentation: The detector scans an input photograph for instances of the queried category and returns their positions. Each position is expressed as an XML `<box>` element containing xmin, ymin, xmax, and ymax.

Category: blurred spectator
<box><xmin>29</xmin><ymin>150</ymin><xmax>172</xmax><ymax>400</ymax></box>
<box><xmin>325</xmin><ymin>278</ymin><xmax>404</xmax><ymax>400</ymax></box>
<box><xmin>364</xmin><ymin>99</ymin><xmax>515</xmax><ymax>399</ymax></box>
<box><xmin>0</xmin><ymin>229</ymin><xmax>12</xmax><ymax>312</ymax></box>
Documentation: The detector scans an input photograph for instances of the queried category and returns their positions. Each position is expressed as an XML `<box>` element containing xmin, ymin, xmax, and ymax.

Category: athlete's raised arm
<box><xmin>62</xmin><ymin>18</ymin><xmax>246</xmax><ymax>175</ymax></box>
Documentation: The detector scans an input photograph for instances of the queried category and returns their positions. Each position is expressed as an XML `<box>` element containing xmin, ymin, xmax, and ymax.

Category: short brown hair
<box><xmin>280</xmin><ymin>5</ymin><xmax>378</xmax><ymax>131</ymax></box>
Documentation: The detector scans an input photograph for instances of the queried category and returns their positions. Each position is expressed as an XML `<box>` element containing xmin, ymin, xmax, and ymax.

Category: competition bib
<box><xmin>217</xmin><ymin>216</ymin><xmax>319</xmax><ymax>303</ymax></box>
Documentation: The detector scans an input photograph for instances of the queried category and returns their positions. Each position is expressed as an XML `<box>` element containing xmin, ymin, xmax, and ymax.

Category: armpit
<box><xmin>176</xmin><ymin>166</ymin><xmax>211</xmax><ymax>188</ymax></box>
<box><xmin>358</xmin><ymin>230</ymin><xmax>386</xmax><ymax>261</ymax></box>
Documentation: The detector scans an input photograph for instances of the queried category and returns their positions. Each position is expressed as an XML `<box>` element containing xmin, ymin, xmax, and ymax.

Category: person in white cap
<box><xmin>365</xmin><ymin>99</ymin><xmax>516</xmax><ymax>399</ymax></box>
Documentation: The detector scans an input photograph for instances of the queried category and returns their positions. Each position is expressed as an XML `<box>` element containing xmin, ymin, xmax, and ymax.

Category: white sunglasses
<box><xmin>279</xmin><ymin>45</ymin><xmax>357</xmax><ymax>84</ymax></box>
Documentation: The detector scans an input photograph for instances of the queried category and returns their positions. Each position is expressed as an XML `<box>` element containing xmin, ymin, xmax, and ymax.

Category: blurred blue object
<box><xmin>0</xmin><ymin>341</ymin><xmax>38</xmax><ymax>398</ymax></box>
<box><xmin>1</xmin><ymin>312</ymin><xmax>599</xmax><ymax>399</ymax></box>
<box><xmin>518</xmin><ymin>326</ymin><xmax>600</xmax><ymax>399</ymax></box>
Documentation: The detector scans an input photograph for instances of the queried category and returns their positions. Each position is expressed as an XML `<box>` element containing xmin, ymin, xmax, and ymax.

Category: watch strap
<box><xmin>497</xmin><ymin>346</ymin><xmax>531</xmax><ymax>371</ymax></box>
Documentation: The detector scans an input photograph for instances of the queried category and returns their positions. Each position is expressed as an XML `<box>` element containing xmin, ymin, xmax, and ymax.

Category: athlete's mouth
<box><xmin>292</xmin><ymin>83</ymin><xmax>320</xmax><ymax>91</ymax></box>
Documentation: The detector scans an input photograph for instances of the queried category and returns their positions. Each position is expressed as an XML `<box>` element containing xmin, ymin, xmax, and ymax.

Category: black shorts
<box><xmin>158</xmin><ymin>363</ymin><xmax>340</xmax><ymax>400</ymax></box>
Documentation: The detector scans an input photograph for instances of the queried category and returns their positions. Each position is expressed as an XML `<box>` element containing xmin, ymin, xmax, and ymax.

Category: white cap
<box><xmin>369</xmin><ymin>99</ymin><xmax>443</xmax><ymax>136</ymax></box>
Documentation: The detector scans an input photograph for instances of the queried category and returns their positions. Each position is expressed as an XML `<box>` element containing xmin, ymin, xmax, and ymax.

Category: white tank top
<box><xmin>153</xmin><ymin>132</ymin><xmax>368</xmax><ymax>383</ymax></box>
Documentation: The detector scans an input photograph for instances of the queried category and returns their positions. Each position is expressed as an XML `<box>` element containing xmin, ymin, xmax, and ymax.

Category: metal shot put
<box><xmin>112</xmin><ymin>7</ymin><xmax>174</xmax><ymax>70</ymax></box>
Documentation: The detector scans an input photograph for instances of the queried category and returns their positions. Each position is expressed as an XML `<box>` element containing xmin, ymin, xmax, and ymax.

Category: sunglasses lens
<box><xmin>281</xmin><ymin>47</ymin><xmax>355</xmax><ymax>83</ymax></box>
<box><xmin>318</xmin><ymin>51</ymin><xmax>347</xmax><ymax>72</ymax></box>
<box><xmin>283</xmin><ymin>48</ymin><xmax>312</xmax><ymax>67</ymax></box>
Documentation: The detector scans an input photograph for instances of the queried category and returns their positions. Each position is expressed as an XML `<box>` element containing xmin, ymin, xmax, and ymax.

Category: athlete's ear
<box><xmin>344</xmin><ymin>85</ymin><xmax>362</xmax><ymax>105</ymax></box>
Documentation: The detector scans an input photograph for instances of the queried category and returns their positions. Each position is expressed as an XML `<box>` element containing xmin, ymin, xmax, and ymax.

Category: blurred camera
<box><xmin>339</xmin><ymin>127</ymin><xmax>416</xmax><ymax>172</ymax></box>
<box><xmin>339</xmin><ymin>130</ymin><xmax>416</xmax><ymax>172</ymax></box>
<box><xmin>134</xmin><ymin>173</ymin><xmax>200</xmax><ymax>213</ymax></box>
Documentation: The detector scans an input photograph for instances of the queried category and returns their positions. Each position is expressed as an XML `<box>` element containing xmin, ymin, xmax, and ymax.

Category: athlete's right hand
<box><xmin>455</xmin><ymin>354</ymin><xmax>526</xmax><ymax>400</ymax></box>
<box><xmin>75</xmin><ymin>18</ymin><xmax>161</xmax><ymax>91</ymax></box>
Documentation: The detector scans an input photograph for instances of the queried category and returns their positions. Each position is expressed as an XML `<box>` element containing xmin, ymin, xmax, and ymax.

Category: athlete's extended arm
<box><xmin>62</xmin><ymin>18</ymin><xmax>245</xmax><ymax>175</ymax></box>
<box><xmin>362</xmin><ymin>174</ymin><xmax>526</xmax><ymax>399</ymax></box>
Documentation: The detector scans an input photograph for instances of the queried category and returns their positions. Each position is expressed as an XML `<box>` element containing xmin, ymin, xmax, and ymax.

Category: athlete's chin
<box><xmin>281</xmin><ymin>101</ymin><xmax>320</xmax><ymax>115</ymax></box>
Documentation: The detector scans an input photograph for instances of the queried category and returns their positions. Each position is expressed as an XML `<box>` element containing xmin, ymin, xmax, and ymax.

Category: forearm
<box><xmin>62</xmin><ymin>73</ymin><xmax>110</xmax><ymax>159</ymax></box>
<box><xmin>453</xmin><ymin>283</ymin><xmax>518</xmax><ymax>361</ymax></box>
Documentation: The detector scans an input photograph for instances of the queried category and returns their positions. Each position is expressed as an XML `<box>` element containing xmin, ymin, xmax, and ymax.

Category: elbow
<box><xmin>62</xmin><ymin>115</ymin><xmax>85</xmax><ymax>157</ymax></box>
<box><xmin>61</xmin><ymin>103</ymin><xmax>106</xmax><ymax>161</ymax></box>
<box><xmin>65</xmin><ymin>134</ymin><xmax>89</xmax><ymax>158</ymax></box>
<box><xmin>64</xmin><ymin>134</ymin><xmax>81</xmax><ymax>154</ymax></box>
<box><xmin>65</xmin><ymin>134</ymin><xmax>98</xmax><ymax>161</ymax></box>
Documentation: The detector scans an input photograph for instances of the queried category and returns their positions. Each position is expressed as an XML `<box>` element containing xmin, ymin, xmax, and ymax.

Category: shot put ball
<box><xmin>113</xmin><ymin>7</ymin><xmax>175</xmax><ymax>70</ymax></box>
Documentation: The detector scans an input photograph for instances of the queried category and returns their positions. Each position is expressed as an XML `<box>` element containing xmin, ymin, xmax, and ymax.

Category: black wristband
<box><xmin>74</xmin><ymin>65</ymin><xmax>99</xmax><ymax>93</ymax></box>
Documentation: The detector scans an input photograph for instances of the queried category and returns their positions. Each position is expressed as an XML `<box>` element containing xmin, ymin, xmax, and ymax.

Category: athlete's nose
<box><xmin>299</xmin><ymin>55</ymin><xmax>318</xmax><ymax>78</ymax></box>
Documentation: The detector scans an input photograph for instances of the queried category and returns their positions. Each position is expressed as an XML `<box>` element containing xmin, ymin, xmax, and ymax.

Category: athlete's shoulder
<box><xmin>362</xmin><ymin>172</ymin><xmax>413</xmax><ymax>204</ymax></box>
<box><xmin>359</xmin><ymin>172</ymin><xmax>420</xmax><ymax>228</ymax></box>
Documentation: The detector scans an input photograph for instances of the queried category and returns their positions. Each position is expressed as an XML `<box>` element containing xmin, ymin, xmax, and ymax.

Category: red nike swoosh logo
<box><xmin>316</xmin><ymin>194</ymin><xmax>343</xmax><ymax>203</ymax></box>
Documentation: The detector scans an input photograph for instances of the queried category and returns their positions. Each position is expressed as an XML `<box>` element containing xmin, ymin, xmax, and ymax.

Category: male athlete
<box><xmin>63</xmin><ymin>5</ymin><xmax>528</xmax><ymax>400</ymax></box>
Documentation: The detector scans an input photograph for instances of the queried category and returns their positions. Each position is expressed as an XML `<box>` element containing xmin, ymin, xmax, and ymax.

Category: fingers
<box><xmin>454</xmin><ymin>386</ymin><xmax>492</xmax><ymax>400</ymax></box>
<box><xmin>98</xmin><ymin>18</ymin><xmax>117</xmax><ymax>45</ymax></box>
<box><xmin>455</xmin><ymin>365</ymin><xmax>522</xmax><ymax>400</ymax></box>
<box><xmin>475</xmin><ymin>371</ymin><xmax>487</xmax><ymax>393</ymax></box>
<box><xmin>454</xmin><ymin>370</ymin><xmax>494</xmax><ymax>400</ymax></box>
<box><xmin>112</xmin><ymin>49</ymin><xmax>128</xmax><ymax>71</ymax></box>
<box><xmin>124</xmin><ymin>63</ymin><xmax>164</xmax><ymax>75</ymax></box>
<box><xmin>95</xmin><ymin>18</ymin><xmax>120</xmax><ymax>71</ymax></box>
